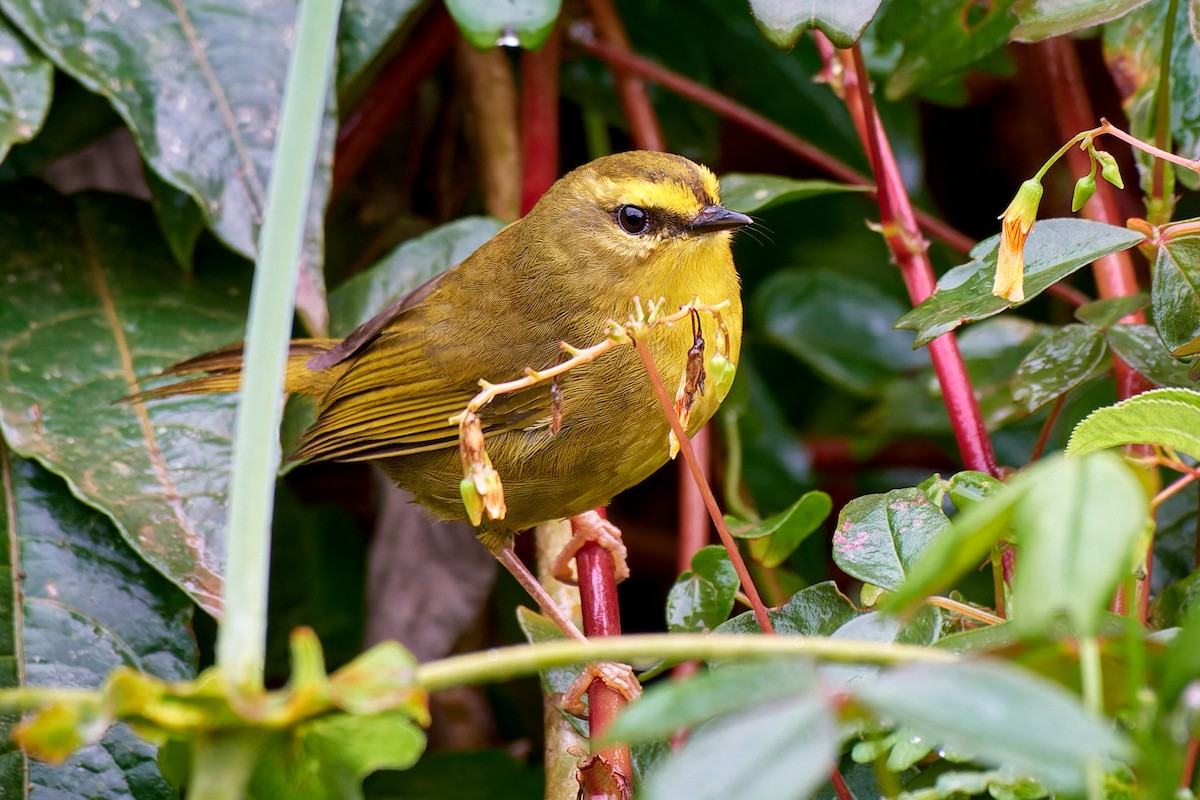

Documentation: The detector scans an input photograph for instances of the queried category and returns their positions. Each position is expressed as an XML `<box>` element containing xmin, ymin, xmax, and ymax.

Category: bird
<box><xmin>138</xmin><ymin>150</ymin><xmax>748</xmax><ymax>640</ymax></box>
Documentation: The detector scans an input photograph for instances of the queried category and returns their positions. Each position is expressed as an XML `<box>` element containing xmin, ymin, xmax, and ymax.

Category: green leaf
<box><xmin>1106</xmin><ymin>323</ymin><xmax>1196</xmax><ymax>388</ymax></box>
<box><xmin>146</xmin><ymin>169</ymin><xmax>206</xmax><ymax>272</ymax></box>
<box><xmin>757</xmin><ymin>270</ymin><xmax>926</xmax><ymax>396</ymax></box>
<box><xmin>606</xmin><ymin>660</ymin><xmax>817</xmax><ymax>744</ymax></box>
<box><xmin>445</xmin><ymin>0</ymin><xmax>561</xmax><ymax>49</ymax></box>
<box><xmin>362</xmin><ymin>750</ymin><xmax>543</xmax><ymax>800</ymax></box>
<box><xmin>0</xmin><ymin>15</ymin><xmax>52</xmax><ymax>163</ymax></box>
<box><xmin>718</xmin><ymin>173</ymin><xmax>864</xmax><ymax>214</ymax></box>
<box><xmin>1154</xmin><ymin>567</ymin><xmax>1200</xmax><ymax>627</ymax></box>
<box><xmin>666</xmin><ymin>546</ymin><xmax>740</xmax><ymax>633</ymax></box>
<box><xmin>1</xmin><ymin>0</ymin><xmax>337</xmax><ymax>333</ymax></box>
<box><xmin>946</xmin><ymin>470</ymin><xmax>1004</xmax><ymax>511</ymax></box>
<box><xmin>874</xmin><ymin>0</ymin><xmax>1017</xmax><ymax>100</ymax></box>
<box><xmin>732</xmin><ymin>490</ymin><xmax>832</xmax><ymax>568</ymax></box>
<box><xmin>328</xmin><ymin>217</ymin><xmax>505</xmax><ymax>336</ymax></box>
<box><xmin>1012</xmin><ymin>0</ymin><xmax>1154</xmax><ymax>42</ymax></box>
<box><xmin>0</xmin><ymin>446</ymin><xmax>196</xmax><ymax>799</ymax></box>
<box><xmin>1161</xmin><ymin>608</ymin><xmax>1200</xmax><ymax>708</ymax></box>
<box><xmin>337</xmin><ymin>0</ymin><xmax>423</xmax><ymax>91</ymax></box>
<box><xmin>747</xmin><ymin>0</ymin><xmax>883</xmax><ymax>48</ymax></box>
<box><xmin>641</xmin><ymin>690</ymin><xmax>839</xmax><ymax>800</ymax></box>
<box><xmin>717</xmin><ymin>581</ymin><xmax>859</xmax><ymax>637</ymax></box>
<box><xmin>1151</xmin><ymin>236</ymin><xmax>1200</xmax><ymax>354</ymax></box>
<box><xmin>0</xmin><ymin>189</ymin><xmax>251</xmax><ymax>614</ymax></box>
<box><xmin>1010</xmin><ymin>453</ymin><xmax>1149</xmax><ymax>637</ymax></box>
<box><xmin>832</xmin><ymin>488</ymin><xmax>949</xmax><ymax>592</ymax></box>
<box><xmin>1067</xmin><ymin>387</ymin><xmax>1200</xmax><ymax>458</ymax></box>
<box><xmin>1011</xmin><ymin>324</ymin><xmax>1108</xmax><ymax>412</ymax></box>
<box><xmin>854</xmin><ymin>661</ymin><xmax>1129</xmax><ymax>793</ymax></box>
<box><xmin>895</xmin><ymin>219</ymin><xmax>1145</xmax><ymax>347</ymax></box>
<box><xmin>1074</xmin><ymin>293</ymin><xmax>1150</xmax><ymax>328</ymax></box>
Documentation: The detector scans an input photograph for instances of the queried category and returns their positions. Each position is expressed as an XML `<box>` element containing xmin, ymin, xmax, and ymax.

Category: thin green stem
<box><xmin>216</xmin><ymin>0</ymin><xmax>342</xmax><ymax>691</ymax></box>
<box><xmin>719</xmin><ymin>409</ymin><xmax>758</xmax><ymax>522</ymax></box>
<box><xmin>1152</xmin><ymin>0</ymin><xmax>1179</xmax><ymax>202</ymax></box>
<box><xmin>1079</xmin><ymin>635</ymin><xmax>1106</xmax><ymax>800</ymax></box>
<box><xmin>415</xmin><ymin>633</ymin><xmax>955</xmax><ymax>692</ymax></box>
<box><xmin>1034</xmin><ymin>131</ymin><xmax>1092</xmax><ymax>182</ymax></box>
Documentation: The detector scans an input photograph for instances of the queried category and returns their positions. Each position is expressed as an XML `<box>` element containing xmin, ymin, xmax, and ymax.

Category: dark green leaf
<box><xmin>747</xmin><ymin>0</ymin><xmax>883</xmax><ymax>48</ymax></box>
<box><xmin>0</xmin><ymin>15</ymin><xmax>52</xmax><ymax>163</ymax></box>
<box><xmin>641</xmin><ymin>691</ymin><xmax>839</xmax><ymax>800</ymax></box>
<box><xmin>1</xmin><ymin>0</ymin><xmax>336</xmax><ymax>332</ymax></box>
<box><xmin>732</xmin><ymin>491</ymin><xmax>831</xmax><ymax>568</ymax></box>
<box><xmin>1074</xmin><ymin>294</ymin><xmax>1150</xmax><ymax>328</ymax></box>
<box><xmin>717</xmin><ymin>581</ymin><xmax>859</xmax><ymax>638</ymax></box>
<box><xmin>1011</xmin><ymin>324</ymin><xmax>1108</xmax><ymax>412</ymax></box>
<box><xmin>832</xmin><ymin>488</ymin><xmax>949</xmax><ymax>591</ymax></box>
<box><xmin>1106</xmin><ymin>323</ymin><xmax>1196</xmax><ymax>388</ymax></box>
<box><xmin>1161</xmin><ymin>608</ymin><xmax>1200</xmax><ymax>708</ymax></box>
<box><xmin>606</xmin><ymin>660</ymin><xmax>817</xmax><ymax>743</ymax></box>
<box><xmin>1151</xmin><ymin>236</ymin><xmax>1200</xmax><ymax>354</ymax></box>
<box><xmin>363</xmin><ymin>750</ymin><xmax>543</xmax><ymax>800</ymax></box>
<box><xmin>666</xmin><ymin>546</ymin><xmax>740</xmax><ymax>633</ymax></box>
<box><xmin>757</xmin><ymin>270</ymin><xmax>926</xmax><ymax>396</ymax></box>
<box><xmin>855</xmin><ymin>661</ymin><xmax>1129</xmax><ymax>793</ymax></box>
<box><xmin>718</xmin><ymin>173</ymin><xmax>864</xmax><ymax>214</ymax></box>
<box><xmin>1154</xmin><ymin>567</ymin><xmax>1200</xmax><ymax>627</ymax></box>
<box><xmin>895</xmin><ymin>219</ymin><xmax>1145</xmax><ymax>347</ymax></box>
<box><xmin>328</xmin><ymin>217</ymin><xmax>505</xmax><ymax>336</ymax></box>
<box><xmin>146</xmin><ymin>169</ymin><xmax>206</xmax><ymax>272</ymax></box>
<box><xmin>338</xmin><ymin>0</ymin><xmax>423</xmax><ymax>90</ymax></box>
<box><xmin>445</xmin><ymin>0</ymin><xmax>561</xmax><ymax>49</ymax></box>
<box><xmin>0</xmin><ymin>189</ymin><xmax>250</xmax><ymax>613</ymax></box>
<box><xmin>1010</xmin><ymin>453</ymin><xmax>1149</xmax><ymax>637</ymax></box>
<box><xmin>1067</xmin><ymin>387</ymin><xmax>1200</xmax><ymax>458</ymax></box>
<box><xmin>1012</xmin><ymin>0</ymin><xmax>1153</xmax><ymax>42</ymax></box>
<box><xmin>874</xmin><ymin>0</ymin><xmax>1016</xmax><ymax>99</ymax></box>
<box><xmin>0</xmin><ymin>446</ymin><xmax>196</xmax><ymax>799</ymax></box>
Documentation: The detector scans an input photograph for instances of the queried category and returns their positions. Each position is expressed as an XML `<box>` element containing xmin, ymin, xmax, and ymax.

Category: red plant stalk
<box><xmin>816</xmin><ymin>39</ymin><xmax>999</xmax><ymax>479</ymax></box>
<box><xmin>1035</xmin><ymin>38</ymin><xmax>1154</xmax><ymax>620</ymax></box>
<box><xmin>332</xmin><ymin>6</ymin><xmax>456</xmax><ymax>196</ymax></box>
<box><xmin>584</xmin><ymin>0</ymin><xmax>665</xmax><ymax>152</ymax></box>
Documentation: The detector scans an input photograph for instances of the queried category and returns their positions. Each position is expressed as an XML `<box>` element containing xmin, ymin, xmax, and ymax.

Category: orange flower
<box><xmin>993</xmin><ymin>178</ymin><xmax>1043</xmax><ymax>303</ymax></box>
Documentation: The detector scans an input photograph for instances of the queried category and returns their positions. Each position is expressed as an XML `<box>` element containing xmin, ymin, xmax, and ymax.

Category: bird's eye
<box><xmin>616</xmin><ymin>204</ymin><xmax>650</xmax><ymax>235</ymax></box>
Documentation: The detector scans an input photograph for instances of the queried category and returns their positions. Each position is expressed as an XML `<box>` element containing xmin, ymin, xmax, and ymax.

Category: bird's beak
<box><xmin>687</xmin><ymin>205</ymin><xmax>753</xmax><ymax>233</ymax></box>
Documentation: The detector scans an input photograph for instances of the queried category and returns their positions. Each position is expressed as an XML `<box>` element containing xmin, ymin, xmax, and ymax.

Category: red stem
<box><xmin>1029</xmin><ymin>394</ymin><xmax>1067</xmax><ymax>464</ymax></box>
<box><xmin>823</xmin><ymin>40</ymin><xmax>999</xmax><ymax>477</ymax></box>
<box><xmin>520</xmin><ymin>27</ymin><xmax>562</xmax><ymax>214</ymax></box>
<box><xmin>1036</xmin><ymin>37</ymin><xmax>1153</xmax><ymax>622</ymax></box>
<box><xmin>584</xmin><ymin>0</ymin><xmax>665</xmax><ymax>151</ymax></box>
<box><xmin>569</xmin><ymin>28</ymin><xmax>975</xmax><ymax>256</ymax></box>
<box><xmin>332</xmin><ymin>6</ymin><xmax>456</xmax><ymax>196</ymax></box>
<box><xmin>1182</xmin><ymin>735</ymin><xmax>1199</xmax><ymax>792</ymax></box>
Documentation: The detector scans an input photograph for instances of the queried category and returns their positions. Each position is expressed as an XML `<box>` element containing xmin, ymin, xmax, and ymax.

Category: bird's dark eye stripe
<box><xmin>616</xmin><ymin>204</ymin><xmax>650</xmax><ymax>235</ymax></box>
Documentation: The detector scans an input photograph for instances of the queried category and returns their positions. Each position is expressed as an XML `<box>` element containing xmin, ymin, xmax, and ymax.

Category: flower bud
<box><xmin>708</xmin><ymin>353</ymin><xmax>736</xmax><ymax>402</ymax></box>
<box><xmin>1094</xmin><ymin>149</ymin><xmax>1124</xmax><ymax>189</ymax></box>
<box><xmin>1071</xmin><ymin>173</ymin><xmax>1096</xmax><ymax>212</ymax></box>
<box><xmin>993</xmin><ymin>178</ymin><xmax>1043</xmax><ymax>303</ymax></box>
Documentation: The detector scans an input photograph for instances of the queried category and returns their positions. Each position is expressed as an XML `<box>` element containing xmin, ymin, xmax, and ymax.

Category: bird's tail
<box><xmin>126</xmin><ymin>339</ymin><xmax>342</xmax><ymax>402</ymax></box>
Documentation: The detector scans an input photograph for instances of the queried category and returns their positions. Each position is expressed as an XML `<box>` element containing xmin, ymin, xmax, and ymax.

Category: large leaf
<box><xmin>1151</xmin><ymin>236</ymin><xmax>1200</xmax><ymax>354</ymax></box>
<box><xmin>1105</xmin><ymin>323</ymin><xmax>1195</xmax><ymax>388</ymax></box>
<box><xmin>747</xmin><ymin>0</ymin><xmax>883</xmax><ymax>48</ymax></box>
<box><xmin>757</xmin><ymin>270</ymin><xmax>927</xmax><ymax>396</ymax></box>
<box><xmin>854</xmin><ymin>661</ymin><xmax>1129</xmax><ymax>794</ymax></box>
<box><xmin>338</xmin><ymin>0</ymin><xmax>423</xmax><ymax>90</ymax></box>
<box><xmin>832</xmin><ymin>488</ymin><xmax>949</xmax><ymax>592</ymax></box>
<box><xmin>328</xmin><ymin>217</ymin><xmax>504</xmax><ymax>336</ymax></box>
<box><xmin>896</xmin><ymin>219</ymin><xmax>1145</xmax><ymax>347</ymax></box>
<box><xmin>445</xmin><ymin>0</ymin><xmax>561</xmax><ymax>49</ymax></box>
<box><xmin>718</xmin><ymin>173</ymin><xmax>864</xmax><ymax>214</ymax></box>
<box><xmin>1067</xmin><ymin>387</ymin><xmax>1200</xmax><ymax>458</ymax></box>
<box><xmin>1010</xmin><ymin>453</ymin><xmax>1149</xmax><ymax>637</ymax></box>
<box><xmin>0</xmin><ymin>446</ymin><xmax>197</xmax><ymax>799</ymax></box>
<box><xmin>0</xmin><ymin>188</ymin><xmax>249</xmax><ymax>614</ymax></box>
<box><xmin>873</xmin><ymin>0</ymin><xmax>1016</xmax><ymax>100</ymax></box>
<box><xmin>0</xmin><ymin>15</ymin><xmax>52</xmax><ymax>163</ymax></box>
<box><xmin>1011</xmin><ymin>323</ymin><xmax>1108</xmax><ymax>412</ymax></box>
<box><xmin>0</xmin><ymin>0</ymin><xmax>336</xmax><ymax>333</ymax></box>
<box><xmin>1011</xmin><ymin>0</ymin><xmax>1154</xmax><ymax>41</ymax></box>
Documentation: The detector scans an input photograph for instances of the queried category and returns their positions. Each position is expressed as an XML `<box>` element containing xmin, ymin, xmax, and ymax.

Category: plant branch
<box><xmin>583</xmin><ymin>0</ymin><xmax>664</xmax><ymax>151</ymax></box>
<box><xmin>1030</xmin><ymin>394</ymin><xmax>1067</xmax><ymax>463</ymax></box>
<box><xmin>1152</xmin><ymin>0</ymin><xmax>1180</xmax><ymax>203</ymax></box>
<box><xmin>414</xmin><ymin>633</ymin><xmax>956</xmax><ymax>692</ymax></box>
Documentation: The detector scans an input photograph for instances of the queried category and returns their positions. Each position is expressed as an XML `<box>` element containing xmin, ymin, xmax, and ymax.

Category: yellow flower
<box><xmin>993</xmin><ymin>178</ymin><xmax>1043</xmax><ymax>303</ymax></box>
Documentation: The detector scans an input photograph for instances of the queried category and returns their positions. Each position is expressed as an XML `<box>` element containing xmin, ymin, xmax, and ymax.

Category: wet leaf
<box><xmin>832</xmin><ymin>488</ymin><xmax>949</xmax><ymax>592</ymax></box>
<box><xmin>718</xmin><ymin>581</ymin><xmax>859</xmax><ymax>637</ymax></box>
<box><xmin>855</xmin><ymin>660</ymin><xmax>1129</xmax><ymax>793</ymax></box>
<box><xmin>1151</xmin><ymin>236</ymin><xmax>1200</xmax><ymax>354</ymax></box>
<box><xmin>0</xmin><ymin>15</ymin><xmax>52</xmax><ymax>163</ymax></box>
<box><xmin>1011</xmin><ymin>324</ymin><xmax>1108</xmax><ymax>412</ymax></box>
<box><xmin>0</xmin><ymin>188</ymin><xmax>250</xmax><ymax>614</ymax></box>
<box><xmin>338</xmin><ymin>0</ymin><xmax>424</xmax><ymax>90</ymax></box>
<box><xmin>732</xmin><ymin>490</ymin><xmax>832</xmax><ymax>568</ymax></box>
<box><xmin>666</xmin><ymin>546</ymin><xmax>740</xmax><ymax>633</ymax></box>
<box><xmin>758</xmin><ymin>270</ymin><xmax>926</xmax><ymax>396</ymax></box>
<box><xmin>1067</xmin><ymin>387</ymin><xmax>1200</xmax><ymax>458</ymax></box>
<box><xmin>445</xmin><ymin>0</ymin><xmax>561</xmax><ymax>49</ymax></box>
<box><xmin>1106</xmin><ymin>323</ymin><xmax>1195</xmax><ymax>388</ymax></box>
<box><xmin>895</xmin><ymin>219</ymin><xmax>1144</xmax><ymax>347</ymax></box>
<box><xmin>1074</xmin><ymin>293</ymin><xmax>1149</xmax><ymax>329</ymax></box>
<box><xmin>0</xmin><ymin>446</ymin><xmax>196</xmax><ymax>798</ymax></box>
<box><xmin>1012</xmin><ymin>0</ymin><xmax>1153</xmax><ymax>42</ymax></box>
<box><xmin>718</xmin><ymin>173</ymin><xmax>864</xmax><ymax>214</ymax></box>
<box><xmin>747</xmin><ymin>0</ymin><xmax>883</xmax><ymax>48</ymax></box>
<box><xmin>1</xmin><ymin>0</ymin><xmax>337</xmax><ymax>333</ymax></box>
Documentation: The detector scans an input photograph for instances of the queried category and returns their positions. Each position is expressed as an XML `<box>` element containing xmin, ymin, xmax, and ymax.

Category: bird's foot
<box><xmin>552</xmin><ymin>510</ymin><xmax>629</xmax><ymax>585</ymax></box>
<box><xmin>561</xmin><ymin>661</ymin><xmax>643</xmax><ymax>718</ymax></box>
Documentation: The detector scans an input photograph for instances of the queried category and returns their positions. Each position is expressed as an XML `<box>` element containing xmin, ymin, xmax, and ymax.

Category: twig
<box><xmin>926</xmin><ymin>596</ymin><xmax>1004</xmax><ymax>626</ymax></box>
<box><xmin>1151</xmin><ymin>472</ymin><xmax>1195</xmax><ymax>512</ymax></box>
<box><xmin>1030</xmin><ymin>394</ymin><xmax>1067</xmax><ymax>463</ymax></box>
<box><xmin>583</xmin><ymin>0</ymin><xmax>664</xmax><ymax>151</ymax></box>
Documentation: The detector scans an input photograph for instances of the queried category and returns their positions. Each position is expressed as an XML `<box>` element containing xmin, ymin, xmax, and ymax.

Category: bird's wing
<box><xmin>289</xmin><ymin>329</ymin><xmax>553</xmax><ymax>463</ymax></box>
